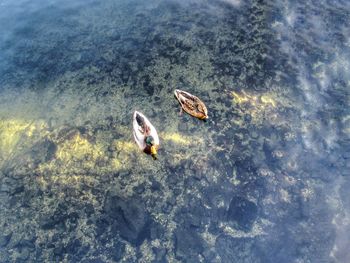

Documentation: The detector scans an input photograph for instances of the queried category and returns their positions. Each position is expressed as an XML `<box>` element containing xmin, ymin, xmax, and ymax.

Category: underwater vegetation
<box><xmin>0</xmin><ymin>0</ymin><xmax>350</xmax><ymax>262</ymax></box>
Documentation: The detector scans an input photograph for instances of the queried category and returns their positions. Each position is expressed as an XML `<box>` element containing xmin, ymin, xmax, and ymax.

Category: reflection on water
<box><xmin>0</xmin><ymin>0</ymin><xmax>349</xmax><ymax>262</ymax></box>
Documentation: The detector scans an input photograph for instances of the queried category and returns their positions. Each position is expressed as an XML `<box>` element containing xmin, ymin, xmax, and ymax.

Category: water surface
<box><xmin>0</xmin><ymin>0</ymin><xmax>349</xmax><ymax>262</ymax></box>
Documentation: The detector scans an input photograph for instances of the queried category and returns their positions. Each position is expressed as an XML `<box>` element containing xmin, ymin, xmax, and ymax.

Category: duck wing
<box><xmin>133</xmin><ymin>111</ymin><xmax>159</xmax><ymax>149</ymax></box>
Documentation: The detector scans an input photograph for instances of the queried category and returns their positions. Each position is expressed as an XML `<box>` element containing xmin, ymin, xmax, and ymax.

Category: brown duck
<box><xmin>174</xmin><ymin>89</ymin><xmax>208</xmax><ymax>120</ymax></box>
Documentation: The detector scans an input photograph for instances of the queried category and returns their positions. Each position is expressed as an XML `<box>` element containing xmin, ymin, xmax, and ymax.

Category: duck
<box><xmin>133</xmin><ymin>111</ymin><xmax>160</xmax><ymax>160</ymax></box>
<box><xmin>174</xmin><ymin>89</ymin><xmax>208</xmax><ymax>120</ymax></box>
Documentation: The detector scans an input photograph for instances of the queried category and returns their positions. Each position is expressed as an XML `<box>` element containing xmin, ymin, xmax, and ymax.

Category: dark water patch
<box><xmin>215</xmin><ymin>235</ymin><xmax>260</xmax><ymax>263</ymax></box>
<box><xmin>108</xmin><ymin>241</ymin><xmax>126</xmax><ymax>262</ymax></box>
<box><xmin>340</xmin><ymin>178</ymin><xmax>350</xmax><ymax>209</ymax></box>
<box><xmin>176</xmin><ymin>201</ymin><xmax>209</xmax><ymax>229</ymax></box>
<box><xmin>174</xmin><ymin>226</ymin><xmax>205</xmax><ymax>262</ymax></box>
<box><xmin>51</xmin><ymin>244</ymin><xmax>65</xmax><ymax>261</ymax></box>
<box><xmin>152</xmin><ymin>246</ymin><xmax>167</xmax><ymax>262</ymax></box>
<box><xmin>257</xmin><ymin>183</ymin><xmax>336</xmax><ymax>262</ymax></box>
<box><xmin>0</xmin><ymin>177</ymin><xmax>24</xmax><ymax>196</ymax></box>
<box><xmin>255</xmin><ymin>216</ymin><xmax>335</xmax><ymax>263</ymax></box>
<box><xmin>81</xmin><ymin>259</ymin><xmax>106</xmax><ymax>263</ymax></box>
<box><xmin>226</xmin><ymin>196</ymin><xmax>258</xmax><ymax>232</ymax></box>
<box><xmin>65</xmin><ymin>239</ymin><xmax>90</xmax><ymax>261</ymax></box>
<box><xmin>0</xmin><ymin>232</ymin><xmax>12</xmax><ymax>248</ymax></box>
<box><xmin>40</xmin><ymin>203</ymin><xmax>73</xmax><ymax>230</ymax></box>
<box><xmin>0</xmin><ymin>0</ymin><xmax>271</xmax><ymax>91</ymax></box>
<box><xmin>103</xmin><ymin>193</ymin><xmax>151</xmax><ymax>246</ymax></box>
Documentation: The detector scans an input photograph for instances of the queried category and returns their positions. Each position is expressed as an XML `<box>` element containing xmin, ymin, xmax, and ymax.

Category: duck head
<box><xmin>146</xmin><ymin>136</ymin><xmax>157</xmax><ymax>160</ymax></box>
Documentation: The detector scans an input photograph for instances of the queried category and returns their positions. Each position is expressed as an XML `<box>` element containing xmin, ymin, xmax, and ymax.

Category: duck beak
<box><xmin>174</xmin><ymin>90</ymin><xmax>180</xmax><ymax>100</ymax></box>
<box><xmin>151</xmin><ymin>146</ymin><xmax>157</xmax><ymax>160</ymax></box>
<box><xmin>201</xmin><ymin>115</ymin><xmax>208</xmax><ymax>122</ymax></box>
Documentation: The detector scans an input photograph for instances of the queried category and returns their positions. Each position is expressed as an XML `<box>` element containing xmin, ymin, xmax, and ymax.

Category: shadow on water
<box><xmin>0</xmin><ymin>0</ymin><xmax>350</xmax><ymax>262</ymax></box>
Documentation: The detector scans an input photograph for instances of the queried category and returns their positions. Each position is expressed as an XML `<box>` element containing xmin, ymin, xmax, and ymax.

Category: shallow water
<box><xmin>0</xmin><ymin>0</ymin><xmax>349</xmax><ymax>262</ymax></box>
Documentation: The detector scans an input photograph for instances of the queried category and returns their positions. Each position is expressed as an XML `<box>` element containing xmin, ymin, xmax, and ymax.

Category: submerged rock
<box><xmin>104</xmin><ymin>194</ymin><xmax>150</xmax><ymax>246</ymax></box>
<box><xmin>227</xmin><ymin>196</ymin><xmax>258</xmax><ymax>232</ymax></box>
<box><xmin>30</xmin><ymin>139</ymin><xmax>57</xmax><ymax>163</ymax></box>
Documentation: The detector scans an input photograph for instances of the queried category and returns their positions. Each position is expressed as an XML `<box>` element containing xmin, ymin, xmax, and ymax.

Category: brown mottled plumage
<box><xmin>174</xmin><ymin>89</ymin><xmax>208</xmax><ymax>120</ymax></box>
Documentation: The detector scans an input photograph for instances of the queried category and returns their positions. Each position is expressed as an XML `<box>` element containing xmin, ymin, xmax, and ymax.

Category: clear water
<box><xmin>0</xmin><ymin>0</ymin><xmax>349</xmax><ymax>262</ymax></box>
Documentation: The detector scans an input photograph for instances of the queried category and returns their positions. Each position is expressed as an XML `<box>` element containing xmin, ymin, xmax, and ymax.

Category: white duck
<box><xmin>133</xmin><ymin>111</ymin><xmax>160</xmax><ymax>160</ymax></box>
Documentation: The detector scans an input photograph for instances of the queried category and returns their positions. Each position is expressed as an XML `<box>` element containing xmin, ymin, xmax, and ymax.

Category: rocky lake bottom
<box><xmin>0</xmin><ymin>0</ymin><xmax>349</xmax><ymax>262</ymax></box>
